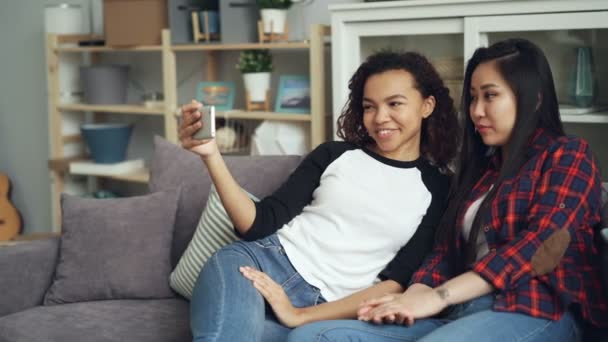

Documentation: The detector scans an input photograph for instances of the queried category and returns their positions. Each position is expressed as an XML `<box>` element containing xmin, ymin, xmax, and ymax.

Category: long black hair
<box><xmin>437</xmin><ymin>38</ymin><xmax>566</xmax><ymax>269</ymax></box>
<box><xmin>336</xmin><ymin>50</ymin><xmax>460</xmax><ymax>173</ymax></box>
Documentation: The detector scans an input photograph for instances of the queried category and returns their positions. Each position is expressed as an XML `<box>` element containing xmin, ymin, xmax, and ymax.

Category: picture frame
<box><xmin>196</xmin><ymin>81</ymin><xmax>236</xmax><ymax>111</ymax></box>
<box><xmin>274</xmin><ymin>75</ymin><xmax>311</xmax><ymax>114</ymax></box>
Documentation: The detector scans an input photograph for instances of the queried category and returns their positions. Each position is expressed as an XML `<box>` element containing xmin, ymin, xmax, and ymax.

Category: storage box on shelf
<box><xmin>103</xmin><ymin>0</ymin><xmax>168</xmax><ymax>46</ymax></box>
<box><xmin>46</xmin><ymin>25</ymin><xmax>330</xmax><ymax>230</ymax></box>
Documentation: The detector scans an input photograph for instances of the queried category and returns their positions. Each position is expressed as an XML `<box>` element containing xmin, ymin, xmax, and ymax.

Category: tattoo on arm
<box><xmin>436</xmin><ymin>287</ymin><xmax>450</xmax><ymax>303</ymax></box>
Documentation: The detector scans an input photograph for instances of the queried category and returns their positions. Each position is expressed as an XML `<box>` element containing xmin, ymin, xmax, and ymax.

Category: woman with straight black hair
<box><xmin>288</xmin><ymin>38</ymin><xmax>608</xmax><ymax>342</ymax></box>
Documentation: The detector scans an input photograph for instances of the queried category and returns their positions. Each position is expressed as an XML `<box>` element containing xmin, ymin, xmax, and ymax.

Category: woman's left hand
<box><xmin>358</xmin><ymin>286</ymin><xmax>448</xmax><ymax>326</ymax></box>
<box><xmin>240</xmin><ymin>266</ymin><xmax>303</xmax><ymax>328</ymax></box>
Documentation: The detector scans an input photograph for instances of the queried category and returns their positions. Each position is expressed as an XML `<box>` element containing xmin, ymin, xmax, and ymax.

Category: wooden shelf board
<box><xmin>172</xmin><ymin>41</ymin><xmax>310</xmax><ymax>51</ymax></box>
<box><xmin>47</xmin><ymin>157</ymin><xmax>149</xmax><ymax>183</ymax></box>
<box><xmin>58</xmin><ymin>103</ymin><xmax>165</xmax><ymax>115</ymax></box>
<box><xmin>48</xmin><ymin>156</ymin><xmax>86</xmax><ymax>173</ymax></box>
<box><xmin>56</xmin><ymin>45</ymin><xmax>162</xmax><ymax>52</ymax></box>
<box><xmin>62</xmin><ymin>134</ymin><xmax>83</xmax><ymax>144</ymax></box>
<box><xmin>56</xmin><ymin>34</ymin><xmax>103</xmax><ymax>44</ymax></box>
<box><xmin>561</xmin><ymin>111</ymin><xmax>608</xmax><ymax>123</ymax></box>
<box><xmin>101</xmin><ymin>169</ymin><xmax>150</xmax><ymax>183</ymax></box>
<box><xmin>217</xmin><ymin>110</ymin><xmax>311</xmax><ymax>122</ymax></box>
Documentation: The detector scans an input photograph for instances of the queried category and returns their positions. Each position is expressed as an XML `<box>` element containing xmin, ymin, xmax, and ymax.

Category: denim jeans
<box><xmin>190</xmin><ymin>234</ymin><xmax>325</xmax><ymax>342</ymax></box>
<box><xmin>288</xmin><ymin>294</ymin><xmax>581</xmax><ymax>342</ymax></box>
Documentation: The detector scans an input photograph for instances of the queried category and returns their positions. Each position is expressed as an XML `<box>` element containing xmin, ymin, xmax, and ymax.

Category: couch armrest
<box><xmin>0</xmin><ymin>237</ymin><xmax>59</xmax><ymax>317</ymax></box>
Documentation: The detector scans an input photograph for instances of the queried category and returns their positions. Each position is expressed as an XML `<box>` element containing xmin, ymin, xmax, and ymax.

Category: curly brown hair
<box><xmin>336</xmin><ymin>51</ymin><xmax>461</xmax><ymax>172</ymax></box>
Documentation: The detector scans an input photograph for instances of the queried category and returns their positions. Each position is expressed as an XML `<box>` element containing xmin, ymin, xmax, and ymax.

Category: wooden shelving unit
<box><xmin>45</xmin><ymin>25</ymin><xmax>330</xmax><ymax>229</ymax></box>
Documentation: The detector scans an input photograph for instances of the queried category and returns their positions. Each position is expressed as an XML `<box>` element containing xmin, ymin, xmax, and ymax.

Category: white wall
<box><xmin>0</xmin><ymin>0</ymin><xmax>53</xmax><ymax>233</ymax></box>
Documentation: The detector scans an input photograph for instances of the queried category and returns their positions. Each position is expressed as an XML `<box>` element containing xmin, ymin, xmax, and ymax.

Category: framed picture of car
<box><xmin>274</xmin><ymin>75</ymin><xmax>310</xmax><ymax>114</ymax></box>
<box><xmin>196</xmin><ymin>81</ymin><xmax>236</xmax><ymax>111</ymax></box>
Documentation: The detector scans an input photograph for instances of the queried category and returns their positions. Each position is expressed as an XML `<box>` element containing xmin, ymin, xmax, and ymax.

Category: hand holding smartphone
<box><xmin>192</xmin><ymin>105</ymin><xmax>216</xmax><ymax>140</ymax></box>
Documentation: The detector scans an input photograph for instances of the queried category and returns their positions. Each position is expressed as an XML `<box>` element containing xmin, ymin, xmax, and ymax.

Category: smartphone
<box><xmin>192</xmin><ymin>105</ymin><xmax>215</xmax><ymax>140</ymax></box>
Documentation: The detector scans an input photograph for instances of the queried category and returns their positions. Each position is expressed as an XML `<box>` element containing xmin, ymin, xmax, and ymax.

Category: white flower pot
<box><xmin>261</xmin><ymin>9</ymin><xmax>287</xmax><ymax>34</ymax></box>
<box><xmin>243</xmin><ymin>72</ymin><xmax>271</xmax><ymax>103</ymax></box>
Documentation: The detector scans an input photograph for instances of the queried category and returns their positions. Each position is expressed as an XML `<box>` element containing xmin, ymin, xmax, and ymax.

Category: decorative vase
<box><xmin>80</xmin><ymin>65</ymin><xmax>129</xmax><ymax>105</ymax></box>
<box><xmin>569</xmin><ymin>46</ymin><xmax>595</xmax><ymax>108</ymax></box>
<box><xmin>80</xmin><ymin>123</ymin><xmax>133</xmax><ymax>163</ymax></box>
<box><xmin>260</xmin><ymin>9</ymin><xmax>287</xmax><ymax>34</ymax></box>
<box><xmin>243</xmin><ymin>72</ymin><xmax>271</xmax><ymax>102</ymax></box>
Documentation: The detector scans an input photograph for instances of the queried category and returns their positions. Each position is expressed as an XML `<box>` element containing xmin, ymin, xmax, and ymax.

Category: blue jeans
<box><xmin>190</xmin><ymin>234</ymin><xmax>325</xmax><ymax>342</ymax></box>
<box><xmin>288</xmin><ymin>294</ymin><xmax>581</xmax><ymax>342</ymax></box>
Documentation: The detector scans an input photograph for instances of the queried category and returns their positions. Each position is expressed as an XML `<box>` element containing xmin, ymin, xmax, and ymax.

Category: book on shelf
<box><xmin>69</xmin><ymin>159</ymin><xmax>145</xmax><ymax>176</ymax></box>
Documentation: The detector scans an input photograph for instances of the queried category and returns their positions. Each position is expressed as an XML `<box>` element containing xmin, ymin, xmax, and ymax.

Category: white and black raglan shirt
<box><xmin>241</xmin><ymin>141</ymin><xmax>449</xmax><ymax>301</ymax></box>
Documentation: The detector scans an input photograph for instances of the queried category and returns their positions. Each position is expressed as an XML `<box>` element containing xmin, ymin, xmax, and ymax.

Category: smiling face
<box><xmin>469</xmin><ymin>61</ymin><xmax>518</xmax><ymax>149</ymax></box>
<box><xmin>362</xmin><ymin>69</ymin><xmax>434</xmax><ymax>161</ymax></box>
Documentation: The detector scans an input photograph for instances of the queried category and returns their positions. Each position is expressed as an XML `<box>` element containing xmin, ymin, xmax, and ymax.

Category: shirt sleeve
<box><xmin>378</xmin><ymin>221</ymin><xmax>437</xmax><ymax>287</ymax></box>
<box><xmin>409</xmin><ymin>243</ymin><xmax>452</xmax><ymax>288</ymax></box>
<box><xmin>471</xmin><ymin>137</ymin><xmax>603</xmax><ymax>291</ymax></box>
<box><xmin>241</xmin><ymin>142</ymin><xmax>350</xmax><ymax>241</ymax></box>
<box><xmin>379</xmin><ymin>164</ymin><xmax>450</xmax><ymax>287</ymax></box>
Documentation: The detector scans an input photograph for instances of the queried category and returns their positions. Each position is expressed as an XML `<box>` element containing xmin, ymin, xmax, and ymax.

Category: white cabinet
<box><xmin>464</xmin><ymin>10</ymin><xmax>608</xmax><ymax>123</ymax></box>
<box><xmin>330</xmin><ymin>0</ymin><xmax>608</xmax><ymax>176</ymax></box>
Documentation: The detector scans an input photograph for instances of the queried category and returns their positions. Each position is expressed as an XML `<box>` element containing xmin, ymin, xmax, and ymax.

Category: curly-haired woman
<box><xmin>178</xmin><ymin>51</ymin><xmax>461</xmax><ymax>342</ymax></box>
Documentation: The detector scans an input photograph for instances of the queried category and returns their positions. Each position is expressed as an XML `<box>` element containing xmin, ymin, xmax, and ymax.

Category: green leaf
<box><xmin>236</xmin><ymin>49</ymin><xmax>273</xmax><ymax>73</ymax></box>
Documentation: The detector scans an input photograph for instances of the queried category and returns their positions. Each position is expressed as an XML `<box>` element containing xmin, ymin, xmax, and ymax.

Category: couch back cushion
<box><xmin>149</xmin><ymin>136</ymin><xmax>303</xmax><ymax>267</ymax></box>
<box><xmin>44</xmin><ymin>189</ymin><xmax>180</xmax><ymax>305</ymax></box>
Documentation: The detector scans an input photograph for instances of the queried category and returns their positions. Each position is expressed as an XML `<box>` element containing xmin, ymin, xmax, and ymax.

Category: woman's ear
<box><xmin>535</xmin><ymin>92</ymin><xmax>542</xmax><ymax>111</ymax></box>
<box><xmin>422</xmin><ymin>95</ymin><xmax>436</xmax><ymax>118</ymax></box>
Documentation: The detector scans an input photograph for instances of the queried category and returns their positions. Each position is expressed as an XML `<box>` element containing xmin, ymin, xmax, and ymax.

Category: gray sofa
<box><xmin>0</xmin><ymin>136</ymin><xmax>606</xmax><ymax>342</ymax></box>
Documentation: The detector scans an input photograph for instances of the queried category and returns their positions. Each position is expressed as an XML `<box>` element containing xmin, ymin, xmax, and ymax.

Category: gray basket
<box><xmin>80</xmin><ymin>65</ymin><xmax>129</xmax><ymax>104</ymax></box>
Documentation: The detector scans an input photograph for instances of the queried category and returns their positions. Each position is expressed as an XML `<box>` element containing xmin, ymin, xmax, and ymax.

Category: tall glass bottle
<box><xmin>569</xmin><ymin>46</ymin><xmax>596</xmax><ymax>108</ymax></box>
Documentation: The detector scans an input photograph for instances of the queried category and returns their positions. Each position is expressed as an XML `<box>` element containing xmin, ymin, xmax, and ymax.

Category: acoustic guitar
<box><xmin>0</xmin><ymin>173</ymin><xmax>22</xmax><ymax>240</ymax></box>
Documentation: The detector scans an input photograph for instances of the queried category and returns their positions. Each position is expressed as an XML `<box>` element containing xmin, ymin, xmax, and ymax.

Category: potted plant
<box><xmin>257</xmin><ymin>0</ymin><xmax>293</xmax><ymax>34</ymax></box>
<box><xmin>236</xmin><ymin>49</ymin><xmax>273</xmax><ymax>104</ymax></box>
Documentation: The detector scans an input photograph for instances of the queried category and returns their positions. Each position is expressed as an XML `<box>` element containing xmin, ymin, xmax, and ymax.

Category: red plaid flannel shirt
<box><xmin>411</xmin><ymin>129</ymin><xmax>608</xmax><ymax>327</ymax></box>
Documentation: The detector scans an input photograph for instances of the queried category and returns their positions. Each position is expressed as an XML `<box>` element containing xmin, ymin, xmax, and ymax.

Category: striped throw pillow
<box><xmin>169</xmin><ymin>185</ymin><xmax>258</xmax><ymax>299</ymax></box>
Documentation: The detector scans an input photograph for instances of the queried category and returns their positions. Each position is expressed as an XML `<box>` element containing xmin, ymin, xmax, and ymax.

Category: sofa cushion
<box><xmin>0</xmin><ymin>299</ymin><xmax>190</xmax><ymax>342</ymax></box>
<box><xmin>170</xmin><ymin>185</ymin><xmax>258</xmax><ymax>299</ymax></box>
<box><xmin>0</xmin><ymin>238</ymin><xmax>59</xmax><ymax>317</ymax></box>
<box><xmin>43</xmin><ymin>190</ymin><xmax>180</xmax><ymax>305</ymax></box>
<box><xmin>149</xmin><ymin>136</ymin><xmax>303</xmax><ymax>267</ymax></box>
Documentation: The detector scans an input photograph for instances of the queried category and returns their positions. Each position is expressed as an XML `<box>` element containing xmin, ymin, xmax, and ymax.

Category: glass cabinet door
<box><xmin>465</xmin><ymin>11</ymin><xmax>608</xmax><ymax>177</ymax></box>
